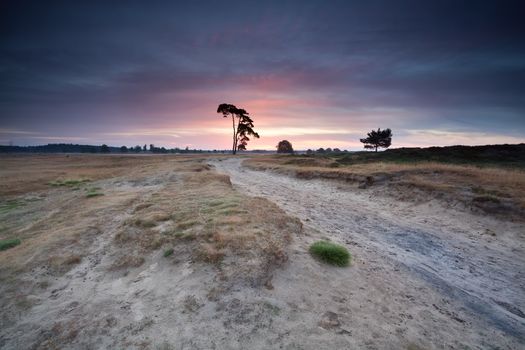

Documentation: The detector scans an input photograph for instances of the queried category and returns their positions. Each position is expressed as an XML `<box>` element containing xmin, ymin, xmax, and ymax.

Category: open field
<box><xmin>244</xmin><ymin>153</ymin><xmax>525</xmax><ymax>220</ymax></box>
<box><xmin>1</xmin><ymin>154</ymin><xmax>524</xmax><ymax>349</ymax></box>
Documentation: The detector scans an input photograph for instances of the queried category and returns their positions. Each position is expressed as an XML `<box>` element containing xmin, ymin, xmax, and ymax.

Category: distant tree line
<box><xmin>276</xmin><ymin>128</ymin><xmax>393</xmax><ymax>155</ymax></box>
<box><xmin>305</xmin><ymin>148</ymin><xmax>346</xmax><ymax>155</ymax></box>
<box><xmin>0</xmin><ymin>143</ymin><xmax>227</xmax><ymax>154</ymax></box>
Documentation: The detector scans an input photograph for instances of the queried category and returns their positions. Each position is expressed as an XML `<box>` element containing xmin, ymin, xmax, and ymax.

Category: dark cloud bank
<box><xmin>1</xmin><ymin>0</ymin><xmax>524</xmax><ymax>147</ymax></box>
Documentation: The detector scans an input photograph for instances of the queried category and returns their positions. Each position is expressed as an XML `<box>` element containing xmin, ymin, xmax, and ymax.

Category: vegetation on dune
<box><xmin>0</xmin><ymin>238</ymin><xmax>21</xmax><ymax>251</ymax></box>
<box><xmin>309</xmin><ymin>241</ymin><xmax>351</xmax><ymax>267</ymax></box>
<box><xmin>112</xmin><ymin>160</ymin><xmax>302</xmax><ymax>283</ymax></box>
<box><xmin>336</xmin><ymin>144</ymin><xmax>525</xmax><ymax>168</ymax></box>
<box><xmin>244</xmin><ymin>144</ymin><xmax>525</xmax><ymax>220</ymax></box>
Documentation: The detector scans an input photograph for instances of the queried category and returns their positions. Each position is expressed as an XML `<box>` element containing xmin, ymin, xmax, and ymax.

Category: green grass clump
<box><xmin>0</xmin><ymin>200</ymin><xmax>23</xmax><ymax>214</ymax></box>
<box><xmin>0</xmin><ymin>238</ymin><xmax>21</xmax><ymax>251</ymax></box>
<box><xmin>86</xmin><ymin>191</ymin><xmax>104</xmax><ymax>198</ymax></box>
<box><xmin>49</xmin><ymin>179</ymin><xmax>90</xmax><ymax>187</ymax></box>
<box><xmin>309</xmin><ymin>241</ymin><xmax>351</xmax><ymax>266</ymax></box>
<box><xmin>163</xmin><ymin>248</ymin><xmax>174</xmax><ymax>257</ymax></box>
<box><xmin>85</xmin><ymin>187</ymin><xmax>104</xmax><ymax>198</ymax></box>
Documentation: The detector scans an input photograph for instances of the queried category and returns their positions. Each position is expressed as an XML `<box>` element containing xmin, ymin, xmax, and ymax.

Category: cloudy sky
<box><xmin>1</xmin><ymin>0</ymin><xmax>524</xmax><ymax>150</ymax></box>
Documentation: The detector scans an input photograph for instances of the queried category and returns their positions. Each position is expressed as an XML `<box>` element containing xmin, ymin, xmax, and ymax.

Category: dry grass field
<box><xmin>244</xmin><ymin>155</ymin><xmax>525</xmax><ymax>220</ymax></box>
<box><xmin>1</xmin><ymin>154</ymin><xmax>524</xmax><ymax>349</ymax></box>
<box><xmin>0</xmin><ymin>154</ymin><xmax>301</xmax><ymax>349</ymax></box>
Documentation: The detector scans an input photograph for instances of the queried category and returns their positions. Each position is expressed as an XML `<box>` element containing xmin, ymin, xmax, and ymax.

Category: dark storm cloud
<box><xmin>1</xmin><ymin>0</ymin><xmax>524</xmax><ymax>146</ymax></box>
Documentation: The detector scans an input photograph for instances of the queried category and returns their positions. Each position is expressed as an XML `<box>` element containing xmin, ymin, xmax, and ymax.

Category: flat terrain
<box><xmin>1</xmin><ymin>154</ymin><xmax>524</xmax><ymax>349</ymax></box>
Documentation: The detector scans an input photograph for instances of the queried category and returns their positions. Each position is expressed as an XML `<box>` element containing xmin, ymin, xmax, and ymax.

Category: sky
<box><xmin>1</xmin><ymin>0</ymin><xmax>524</xmax><ymax>150</ymax></box>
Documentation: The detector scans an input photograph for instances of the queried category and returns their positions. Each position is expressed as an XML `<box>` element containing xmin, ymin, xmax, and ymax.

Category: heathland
<box><xmin>0</xmin><ymin>147</ymin><xmax>524</xmax><ymax>349</ymax></box>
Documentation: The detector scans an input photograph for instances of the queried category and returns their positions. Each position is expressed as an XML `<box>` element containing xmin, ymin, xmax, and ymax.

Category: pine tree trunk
<box><xmin>232</xmin><ymin>115</ymin><xmax>236</xmax><ymax>155</ymax></box>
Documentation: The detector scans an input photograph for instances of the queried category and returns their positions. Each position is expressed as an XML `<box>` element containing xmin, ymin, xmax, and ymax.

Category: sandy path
<box><xmin>212</xmin><ymin>158</ymin><xmax>525</xmax><ymax>347</ymax></box>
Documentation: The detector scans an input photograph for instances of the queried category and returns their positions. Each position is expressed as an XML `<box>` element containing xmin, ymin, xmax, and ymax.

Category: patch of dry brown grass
<box><xmin>110</xmin><ymin>254</ymin><xmax>146</xmax><ymax>270</ymax></box>
<box><xmin>47</xmin><ymin>254</ymin><xmax>82</xmax><ymax>274</ymax></box>
<box><xmin>0</xmin><ymin>154</ymin><xmax>195</xmax><ymax>197</ymax></box>
<box><xmin>114</xmin><ymin>159</ymin><xmax>302</xmax><ymax>285</ymax></box>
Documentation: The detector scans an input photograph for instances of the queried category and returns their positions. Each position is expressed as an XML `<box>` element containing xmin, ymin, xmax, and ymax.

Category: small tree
<box><xmin>100</xmin><ymin>144</ymin><xmax>110</xmax><ymax>153</ymax></box>
<box><xmin>360</xmin><ymin>128</ymin><xmax>392</xmax><ymax>152</ymax></box>
<box><xmin>277</xmin><ymin>140</ymin><xmax>294</xmax><ymax>154</ymax></box>
<box><xmin>120</xmin><ymin>145</ymin><xmax>128</xmax><ymax>153</ymax></box>
<box><xmin>217</xmin><ymin>103</ymin><xmax>260</xmax><ymax>154</ymax></box>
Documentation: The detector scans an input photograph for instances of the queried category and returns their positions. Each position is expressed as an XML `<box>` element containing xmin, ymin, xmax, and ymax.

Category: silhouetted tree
<box><xmin>120</xmin><ymin>146</ymin><xmax>128</xmax><ymax>153</ymax></box>
<box><xmin>306</xmin><ymin>149</ymin><xmax>314</xmax><ymax>155</ymax></box>
<box><xmin>100</xmin><ymin>144</ymin><xmax>110</xmax><ymax>153</ymax></box>
<box><xmin>360</xmin><ymin>128</ymin><xmax>392</xmax><ymax>152</ymax></box>
<box><xmin>143</xmin><ymin>144</ymin><xmax>147</xmax><ymax>151</ymax></box>
<box><xmin>149</xmin><ymin>144</ymin><xmax>155</xmax><ymax>151</ymax></box>
<box><xmin>316</xmin><ymin>148</ymin><xmax>325</xmax><ymax>153</ymax></box>
<box><xmin>217</xmin><ymin>103</ymin><xmax>260</xmax><ymax>154</ymax></box>
<box><xmin>326</xmin><ymin>147</ymin><xmax>333</xmax><ymax>153</ymax></box>
<box><xmin>277</xmin><ymin>140</ymin><xmax>294</xmax><ymax>153</ymax></box>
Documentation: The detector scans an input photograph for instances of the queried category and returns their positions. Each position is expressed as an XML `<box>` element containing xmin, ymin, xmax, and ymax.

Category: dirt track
<box><xmin>212</xmin><ymin>158</ymin><xmax>525</xmax><ymax>348</ymax></box>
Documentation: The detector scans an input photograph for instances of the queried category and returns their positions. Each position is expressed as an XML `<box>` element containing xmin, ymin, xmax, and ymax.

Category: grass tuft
<box><xmin>0</xmin><ymin>200</ymin><xmax>23</xmax><ymax>214</ymax></box>
<box><xmin>0</xmin><ymin>238</ymin><xmax>21</xmax><ymax>251</ymax></box>
<box><xmin>49</xmin><ymin>179</ymin><xmax>90</xmax><ymax>187</ymax></box>
<box><xmin>86</xmin><ymin>191</ymin><xmax>104</xmax><ymax>198</ymax></box>
<box><xmin>309</xmin><ymin>240</ymin><xmax>351</xmax><ymax>266</ymax></box>
<box><xmin>163</xmin><ymin>248</ymin><xmax>174</xmax><ymax>257</ymax></box>
<box><xmin>85</xmin><ymin>187</ymin><xmax>104</xmax><ymax>198</ymax></box>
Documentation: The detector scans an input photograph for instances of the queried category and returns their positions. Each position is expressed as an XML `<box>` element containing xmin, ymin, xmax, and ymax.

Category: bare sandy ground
<box><xmin>1</xmin><ymin>155</ymin><xmax>524</xmax><ymax>349</ymax></box>
<box><xmin>212</xmin><ymin>158</ymin><xmax>525</xmax><ymax>349</ymax></box>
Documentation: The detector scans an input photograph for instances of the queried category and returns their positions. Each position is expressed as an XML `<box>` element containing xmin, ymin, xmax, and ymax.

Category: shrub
<box><xmin>277</xmin><ymin>140</ymin><xmax>294</xmax><ymax>154</ymax></box>
<box><xmin>309</xmin><ymin>241</ymin><xmax>350</xmax><ymax>266</ymax></box>
<box><xmin>0</xmin><ymin>238</ymin><xmax>21</xmax><ymax>251</ymax></box>
<box><xmin>163</xmin><ymin>248</ymin><xmax>174</xmax><ymax>257</ymax></box>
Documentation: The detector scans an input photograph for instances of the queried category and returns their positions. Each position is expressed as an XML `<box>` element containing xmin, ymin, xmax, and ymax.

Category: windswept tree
<box><xmin>277</xmin><ymin>140</ymin><xmax>294</xmax><ymax>153</ymax></box>
<box><xmin>217</xmin><ymin>103</ymin><xmax>260</xmax><ymax>154</ymax></box>
<box><xmin>360</xmin><ymin>128</ymin><xmax>392</xmax><ymax>152</ymax></box>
